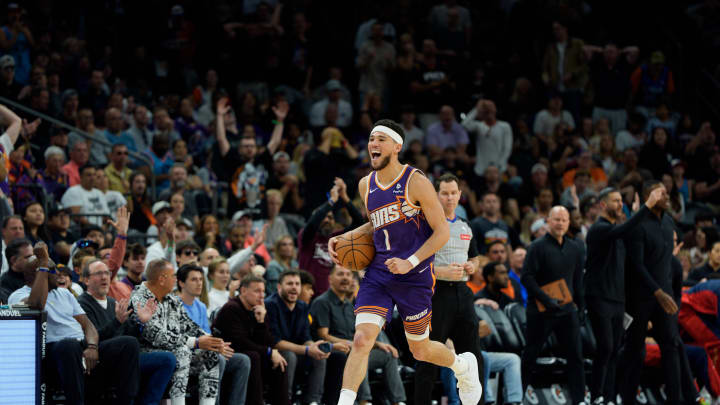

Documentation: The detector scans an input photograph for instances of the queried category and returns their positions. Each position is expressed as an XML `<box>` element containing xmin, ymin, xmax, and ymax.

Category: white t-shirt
<box><xmin>615</xmin><ymin>130</ymin><xmax>646</xmax><ymax>152</ymax></box>
<box><xmin>61</xmin><ymin>185</ymin><xmax>110</xmax><ymax>226</ymax></box>
<box><xmin>208</xmin><ymin>288</ymin><xmax>230</xmax><ymax>317</ymax></box>
<box><xmin>533</xmin><ymin>109</ymin><xmax>575</xmax><ymax>137</ymax></box>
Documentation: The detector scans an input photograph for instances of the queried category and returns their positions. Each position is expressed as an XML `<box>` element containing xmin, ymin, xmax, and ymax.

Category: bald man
<box><xmin>520</xmin><ymin>206</ymin><xmax>586</xmax><ymax>405</ymax></box>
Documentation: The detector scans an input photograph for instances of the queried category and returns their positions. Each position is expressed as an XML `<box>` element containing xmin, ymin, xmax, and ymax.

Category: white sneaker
<box><xmin>455</xmin><ymin>352</ymin><xmax>483</xmax><ymax>405</ymax></box>
<box><xmin>636</xmin><ymin>387</ymin><xmax>647</xmax><ymax>405</ymax></box>
<box><xmin>526</xmin><ymin>385</ymin><xmax>540</xmax><ymax>405</ymax></box>
<box><xmin>551</xmin><ymin>384</ymin><xmax>567</xmax><ymax>405</ymax></box>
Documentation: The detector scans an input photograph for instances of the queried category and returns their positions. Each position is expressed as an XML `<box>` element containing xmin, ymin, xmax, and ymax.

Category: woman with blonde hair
<box><xmin>265</xmin><ymin>235</ymin><xmax>298</xmax><ymax>294</ymax></box>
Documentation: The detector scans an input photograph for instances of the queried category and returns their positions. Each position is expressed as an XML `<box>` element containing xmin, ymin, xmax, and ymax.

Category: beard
<box><xmin>371</xmin><ymin>154</ymin><xmax>391</xmax><ymax>170</ymax></box>
<box><xmin>319</xmin><ymin>222</ymin><xmax>333</xmax><ymax>237</ymax></box>
<box><xmin>606</xmin><ymin>207</ymin><xmax>618</xmax><ymax>220</ymax></box>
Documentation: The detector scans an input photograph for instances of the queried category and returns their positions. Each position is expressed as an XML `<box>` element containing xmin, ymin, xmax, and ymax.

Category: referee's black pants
<box><xmin>414</xmin><ymin>280</ymin><xmax>485</xmax><ymax>405</ymax></box>
<box><xmin>587</xmin><ymin>300</ymin><xmax>624</xmax><ymax>402</ymax></box>
<box><xmin>619</xmin><ymin>298</ymin><xmax>682</xmax><ymax>405</ymax></box>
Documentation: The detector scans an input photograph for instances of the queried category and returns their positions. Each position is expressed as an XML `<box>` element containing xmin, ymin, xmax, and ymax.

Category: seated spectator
<box><xmin>426</xmin><ymin>105</ymin><xmax>469</xmax><ymax>162</ymax></box>
<box><xmin>11</xmin><ymin>242</ymin><xmax>140</xmax><ymax>405</ymax></box>
<box><xmin>0</xmin><ymin>238</ymin><xmax>32</xmax><ymax>297</ymax></box>
<box><xmin>310</xmin><ymin>265</ymin><xmax>405</xmax><ymax>405</ymax></box>
<box><xmin>175</xmin><ymin>97</ymin><xmax>209</xmax><ymax>154</ymax></box>
<box><xmin>0</xmin><ymin>55</ymin><xmax>22</xmax><ymax>101</ymax></box>
<box><xmin>533</xmin><ymin>94</ymin><xmax>575</xmax><ymax>139</ymax></box>
<box><xmin>690</xmin><ymin>227</ymin><xmax>720</xmax><ymax>269</ymax></box>
<box><xmin>609</xmin><ymin>148</ymin><xmax>653</xmax><ymax>187</ymax></box>
<box><xmin>80</xmin><ymin>69</ymin><xmax>110</xmax><ymax>115</ymax></box>
<box><xmin>266</xmin><ymin>270</ymin><xmax>330</xmax><ymax>405</ymax></box>
<box><xmin>127</xmin><ymin>171</ymin><xmax>154</xmax><ymax>233</ymax></box>
<box><xmin>145</xmin><ymin>216</ymin><xmax>177</xmax><ymax>272</ymax></box>
<box><xmin>470</xmin><ymin>192</ymin><xmax>514</xmax><ymax>251</ymax></box>
<box><xmin>47</xmin><ymin>205</ymin><xmax>76</xmax><ymax>264</ymax></box>
<box><xmin>616</xmin><ymin>113</ymin><xmax>648</xmax><ymax>152</ymax></box>
<box><xmin>69</xmin><ymin>108</ymin><xmax>108</xmax><ymax>167</ymax></box>
<box><xmin>77</xmin><ymin>258</ymin><xmax>176</xmax><ymax>405</ymax></box>
<box><xmin>61</xmin><ymin>164</ymin><xmax>110</xmax><ymax>227</ymax></box>
<box><xmin>110</xmin><ymin>242</ymin><xmax>146</xmax><ymax>300</ymax></box>
<box><xmin>399</xmin><ymin>106</ymin><xmax>426</xmax><ymax>152</ymax></box>
<box><xmin>147</xmin><ymin>201</ymin><xmax>173</xmax><ymax>245</ymax></box>
<box><xmin>261</xmin><ymin>189</ymin><xmax>291</xmax><ymax>250</ymax></box>
<box><xmin>508</xmin><ymin>247</ymin><xmax>528</xmax><ymax>305</ymax></box>
<box><xmin>38</xmin><ymin>146</ymin><xmax>69</xmax><ymax>202</ymax></box>
<box><xmin>299</xmin><ymin>270</ymin><xmax>315</xmax><ymax>303</ymax></box>
<box><xmin>639</xmin><ymin>127</ymin><xmax>673</xmax><ymax>179</ymax></box>
<box><xmin>475</xmin><ymin>261</ymin><xmax>520</xmax><ymax>309</ymax></box>
<box><xmin>152</xmin><ymin>106</ymin><xmax>181</xmax><ymax>143</ymax></box>
<box><xmin>127</xmin><ymin>104</ymin><xmax>153</xmax><ymax>152</ymax></box>
<box><xmin>22</xmin><ymin>201</ymin><xmax>51</xmax><ymax>246</ymax></box>
<box><xmin>62</xmin><ymin>140</ymin><xmax>90</xmax><ymax>187</ymax></box>
<box><xmin>223</xmin><ymin>220</ymin><xmax>271</xmax><ymax>264</ymax></box>
<box><xmin>94</xmin><ymin>167</ymin><xmax>126</xmax><ymax>216</ymax></box>
<box><xmin>142</xmin><ymin>132</ymin><xmax>174</xmax><ymax>192</ymax></box>
<box><xmin>309</xmin><ymin>80</ymin><xmax>353</xmax><ymax>128</ymax></box>
<box><xmin>199</xmin><ymin>247</ymin><xmax>220</xmax><ymax>274</ymax></box>
<box><xmin>213</xmin><ymin>274</ymin><xmax>290</xmax><ymax>405</ymax></box>
<box><xmin>266</xmin><ymin>236</ymin><xmax>298</xmax><ymax>295</ymax></box>
<box><xmin>462</xmin><ymin>99</ymin><xmax>513</xmax><ymax>175</ymax></box>
<box><xmin>159</xmin><ymin>163</ymin><xmax>200</xmax><ymax>223</ymax></box>
<box><xmin>176</xmin><ymin>239</ymin><xmax>202</xmax><ymax>268</ymax></box>
<box><xmin>178</xmin><ymin>264</ymin><xmax>211</xmax><ymax>333</ymax></box>
<box><xmin>104</xmin><ymin>107</ymin><xmax>137</xmax><ymax>153</ymax></box>
<box><xmin>196</xmin><ymin>214</ymin><xmax>222</xmax><ymax>251</ymax></box>
<box><xmin>686</xmin><ymin>241</ymin><xmax>720</xmax><ymax>285</ymax></box>
<box><xmin>646</xmin><ymin>102</ymin><xmax>678</xmax><ymax>139</ymax></box>
<box><xmin>561</xmin><ymin>150</ymin><xmax>608</xmax><ymax>191</ymax></box>
<box><xmin>560</xmin><ymin>170</ymin><xmax>595</xmax><ymax>209</ymax></box>
<box><xmin>131</xmin><ymin>259</ymin><xmax>232</xmax><ymax>405</ymax></box>
<box><xmin>105</xmin><ymin>143</ymin><xmax>133</xmax><ymax>195</ymax></box>
<box><xmin>208</xmin><ymin>257</ymin><xmax>237</xmax><ymax>316</ymax></box>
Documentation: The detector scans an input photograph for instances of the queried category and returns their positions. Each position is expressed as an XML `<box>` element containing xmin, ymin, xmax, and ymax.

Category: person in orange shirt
<box><xmin>561</xmin><ymin>150</ymin><xmax>608</xmax><ymax>190</ymax></box>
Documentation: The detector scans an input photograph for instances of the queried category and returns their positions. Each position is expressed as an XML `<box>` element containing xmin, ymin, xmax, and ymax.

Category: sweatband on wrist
<box><xmin>117</xmin><ymin>234</ymin><xmax>127</xmax><ymax>240</ymax></box>
<box><xmin>305</xmin><ymin>346</ymin><xmax>309</xmax><ymax>356</ymax></box>
<box><xmin>267</xmin><ymin>347</ymin><xmax>272</xmax><ymax>357</ymax></box>
<box><xmin>371</xmin><ymin>125</ymin><xmax>403</xmax><ymax>145</ymax></box>
<box><xmin>406</xmin><ymin>255</ymin><xmax>420</xmax><ymax>268</ymax></box>
<box><xmin>195</xmin><ymin>339</ymin><xmax>199</xmax><ymax>349</ymax></box>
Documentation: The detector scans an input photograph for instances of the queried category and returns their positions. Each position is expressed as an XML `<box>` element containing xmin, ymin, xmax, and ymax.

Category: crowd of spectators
<box><xmin>0</xmin><ymin>0</ymin><xmax>720</xmax><ymax>404</ymax></box>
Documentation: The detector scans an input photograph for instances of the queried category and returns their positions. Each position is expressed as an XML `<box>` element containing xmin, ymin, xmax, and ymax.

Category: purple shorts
<box><xmin>354</xmin><ymin>263</ymin><xmax>436</xmax><ymax>336</ymax></box>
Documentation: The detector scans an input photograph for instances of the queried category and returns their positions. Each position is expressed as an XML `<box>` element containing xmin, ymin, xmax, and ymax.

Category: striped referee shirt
<box><xmin>434</xmin><ymin>216</ymin><xmax>479</xmax><ymax>281</ymax></box>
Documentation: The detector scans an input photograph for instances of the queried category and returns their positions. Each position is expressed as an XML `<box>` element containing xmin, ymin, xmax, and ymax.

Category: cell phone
<box><xmin>212</xmin><ymin>327</ymin><xmax>223</xmax><ymax>338</ymax></box>
<box><xmin>318</xmin><ymin>342</ymin><xmax>332</xmax><ymax>353</ymax></box>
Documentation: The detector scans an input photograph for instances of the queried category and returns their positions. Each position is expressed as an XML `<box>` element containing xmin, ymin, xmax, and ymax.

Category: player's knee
<box><xmin>408</xmin><ymin>341</ymin><xmax>431</xmax><ymax>362</ymax></box>
<box><xmin>352</xmin><ymin>330</ymin><xmax>375</xmax><ymax>353</ymax></box>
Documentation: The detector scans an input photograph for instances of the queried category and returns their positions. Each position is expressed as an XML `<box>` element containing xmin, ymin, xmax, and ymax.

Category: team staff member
<box><xmin>521</xmin><ymin>206</ymin><xmax>585</xmax><ymax>405</ymax></box>
<box><xmin>620</xmin><ymin>181</ymin><xmax>682</xmax><ymax>405</ymax></box>
<box><xmin>585</xmin><ymin>187</ymin><xmax>663</xmax><ymax>405</ymax></box>
<box><xmin>415</xmin><ymin>173</ymin><xmax>484</xmax><ymax>405</ymax></box>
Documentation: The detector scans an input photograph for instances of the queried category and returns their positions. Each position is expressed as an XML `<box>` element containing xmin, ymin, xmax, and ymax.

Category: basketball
<box><xmin>334</xmin><ymin>231</ymin><xmax>375</xmax><ymax>271</ymax></box>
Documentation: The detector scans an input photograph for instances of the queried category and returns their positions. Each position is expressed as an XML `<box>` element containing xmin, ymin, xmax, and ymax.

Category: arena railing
<box><xmin>0</xmin><ymin>96</ymin><xmax>157</xmax><ymax>199</ymax></box>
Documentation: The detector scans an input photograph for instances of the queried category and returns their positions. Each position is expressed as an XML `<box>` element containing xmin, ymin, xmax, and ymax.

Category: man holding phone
<box><xmin>266</xmin><ymin>270</ymin><xmax>330</xmax><ymax>405</ymax></box>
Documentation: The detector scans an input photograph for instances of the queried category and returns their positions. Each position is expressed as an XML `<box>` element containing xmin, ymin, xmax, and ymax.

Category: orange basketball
<box><xmin>334</xmin><ymin>231</ymin><xmax>375</xmax><ymax>271</ymax></box>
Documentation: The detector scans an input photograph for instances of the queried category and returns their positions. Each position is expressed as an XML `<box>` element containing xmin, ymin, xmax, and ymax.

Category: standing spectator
<box><xmin>0</xmin><ymin>55</ymin><xmax>22</xmax><ymax>100</ymax></box>
<box><xmin>615</xmin><ymin>113</ymin><xmax>647</xmax><ymax>152</ymax></box>
<box><xmin>470</xmin><ymin>192</ymin><xmax>513</xmax><ymax>251</ymax></box>
<box><xmin>80</xmin><ymin>69</ymin><xmax>109</xmax><ymax>116</ymax></box>
<box><xmin>61</xmin><ymin>164</ymin><xmax>110</xmax><ymax>227</ymax></box>
<box><xmin>639</xmin><ymin>127</ymin><xmax>673</xmax><ymax>180</ymax></box>
<box><xmin>309</xmin><ymin>80</ymin><xmax>354</xmax><ymax>128</ymax></box>
<box><xmin>77</xmin><ymin>259</ymin><xmax>176</xmax><ymax>405</ymax></box>
<box><xmin>0</xmin><ymin>3</ymin><xmax>33</xmax><ymax>85</ymax></box>
<box><xmin>521</xmin><ymin>206</ymin><xmax>586</xmax><ymax>405</ymax></box>
<box><xmin>265</xmin><ymin>151</ymin><xmax>304</xmax><ymax>215</ymax></box>
<box><xmin>142</xmin><ymin>132</ymin><xmax>174</xmax><ymax>192</ymax></box>
<box><xmin>266</xmin><ymin>235</ymin><xmax>298</xmax><ymax>295</ymax></box>
<box><xmin>127</xmin><ymin>104</ymin><xmax>153</xmax><ymax>152</ymax></box>
<box><xmin>410</xmin><ymin>39</ymin><xmax>455</xmax><ymax>128</ymax></box>
<box><xmin>266</xmin><ymin>270</ymin><xmax>330</xmax><ymax>405</ymax></box>
<box><xmin>590</xmin><ymin>43</ymin><xmax>635</xmax><ymax>134</ymax></box>
<box><xmin>356</xmin><ymin>22</ymin><xmax>396</xmax><ymax>104</ymax></box>
<box><xmin>429</xmin><ymin>0</ymin><xmax>472</xmax><ymax>44</ymax></box>
<box><xmin>69</xmin><ymin>108</ymin><xmax>108</xmax><ymax>167</ymax></box>
<box><xmin>541</xmin><ymin>20</ymin><xmax>588</xmax><ymax>121</ymax></box>
<box><xmin>260</xmin><ymin>189</ymin><xmax>291</xmax><ymax>249</ymax></box>
<box><xmin>462</xmin><ymin>99</ymin><xmax>513</xmax><ymax>175</ymax></box>
<box><xmin>109</xmin><ymin>243</ymin><xmax>146</xmax><ymax>301</ymax></box>
<box><xmin>213</xmin><ymin>274</ymin><xmax>290</xmax><ymax>405</ymax></box>
<box><xmin>630</xmin><ymin>51</ymin><xmax>675</xmax><ymax>116</ymax></box>
<box><xmin>62</xmin><ymin>140</ymin><xmax>90</xmax><ymax>186</ymax></box>
<box><xmin>298</xmin><ymin>181</ymin><xmax>363</xmax><ymax>295</ymax></box>
<box><xmin>131</xmin><ymin>259</ymin><xmax>232</xmax><ymax>405</ymax></box>
<box><xmin>425</xmin><ymin>105</ymin><xmax>469</xmax><ymax>162</ymax></box>
<box><xmin>533</xmin><ymin>94</ymin><xmax>576</xmax><ymax>139</ymax></box>
<box><xmin>105</xmin><ymin>143</ymin><xmax>132</xmax><ymax>195</ymax></box>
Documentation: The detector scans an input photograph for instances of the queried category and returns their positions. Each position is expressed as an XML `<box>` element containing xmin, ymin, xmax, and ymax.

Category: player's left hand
<box><xmin>385</xmin><ymin>258</ymin><xmax>412</xmax><ymax>274</ymax></box>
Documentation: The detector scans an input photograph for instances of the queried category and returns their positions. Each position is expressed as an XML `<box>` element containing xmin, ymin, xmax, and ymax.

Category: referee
<box><xmin>584</xmin><ymin>187</ymin><xmax>662</xmax><ymax>405</ymax></box>
<box><xmin>414</xmin><ymin>173</ymin><xmax>484</xmax><ymax>405</ymax></box>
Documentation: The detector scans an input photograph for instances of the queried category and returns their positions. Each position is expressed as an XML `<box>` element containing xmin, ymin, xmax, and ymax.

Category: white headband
<box><xmin>371</xmin><ymin>125</ymin><xmax>403</xmax><ymax>145</ymax></box>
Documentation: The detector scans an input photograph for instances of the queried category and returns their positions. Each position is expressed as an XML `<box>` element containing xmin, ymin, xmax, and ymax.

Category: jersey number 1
<box><xmin>383</xmin><ymin>229</ymin><xmax>391</xmax><ymax>250</ymax></box>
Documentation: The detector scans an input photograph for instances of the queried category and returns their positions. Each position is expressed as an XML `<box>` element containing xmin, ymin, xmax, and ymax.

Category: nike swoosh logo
<box><xmin>369</xmin><ymin>188</ymin><xmax>378</xmax><ymax>193</ymax></box>
<box><xmin>418</xmin><ymin>266</ymin><xmax>429</xmax><ymax>273</ymax></box>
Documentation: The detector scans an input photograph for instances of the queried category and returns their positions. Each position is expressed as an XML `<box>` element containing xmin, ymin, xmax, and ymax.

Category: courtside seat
<box><xmin>474</xmin><ymin>305</ymin><xmax>505</xmax><ymax>351</ymax></box>
<box><xmin>476</xmin><ymin>304</ymin><xmax>523</xmax><ymax>353</ymax></box>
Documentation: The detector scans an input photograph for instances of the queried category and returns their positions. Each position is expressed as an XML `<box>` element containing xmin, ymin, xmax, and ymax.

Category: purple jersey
<box><xmin>364</xmin><ymin>165</ymin><xmax>434</xmax><ymax>273</ymax></box>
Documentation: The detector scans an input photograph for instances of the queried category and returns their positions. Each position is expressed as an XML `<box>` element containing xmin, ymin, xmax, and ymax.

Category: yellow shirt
<box><xmin>105</xmin><ymin>164</ymin><xmax>132</xmax><ymax>195</ymax></box>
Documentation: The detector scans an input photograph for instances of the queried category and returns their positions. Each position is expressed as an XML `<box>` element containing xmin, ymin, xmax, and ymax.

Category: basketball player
<box><xmin>328</xmin><ymin>120</ymin><xmax>483</xmax><ymax>405</ymax></box>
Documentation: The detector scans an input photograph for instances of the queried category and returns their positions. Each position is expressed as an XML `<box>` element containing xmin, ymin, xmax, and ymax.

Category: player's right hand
<box><xmin>328</xmin><ymin>236</ymin><xmax>341</xmax><ymax>265</ymax></box>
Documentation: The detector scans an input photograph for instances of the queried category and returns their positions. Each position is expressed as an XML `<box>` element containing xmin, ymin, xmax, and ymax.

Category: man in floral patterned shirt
<box><xmin>130</xmin><ymin>258</ymin><xmax>234</xmax><ymax>405</ymax></box>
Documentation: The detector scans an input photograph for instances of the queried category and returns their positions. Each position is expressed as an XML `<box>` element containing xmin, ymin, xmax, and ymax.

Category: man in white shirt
<box><xmin>0</xmin><ymin>214</ymin><xmax>24</xmax><ymax>274</ymax></box>
<box><xmin>532</xmin><ymin>94</ymin><xmax>576</xmax><ymax>138</ymax></box>
<box><xmin>462</xmin><ymin>99</ymin><xmax>513</xmax><ymax>176</ymax></box>
<box><xmin>94</xmin><ymin>168</ymin><xmax>126</xmax><ymax>219</ymax></box>
<box><xmin>145</xmin><ymin>216</ymin><xmax>178</xmax><ymax>272</ymax></box>
<box><xmin>309</xmin><ymin>80</ymin><xmax>353</xmax><ymax>128</ymax></box>
<box><xmin>61</xmin><ymin>164</ymin><xmax>110</xmax><ymax>227</ymax></box>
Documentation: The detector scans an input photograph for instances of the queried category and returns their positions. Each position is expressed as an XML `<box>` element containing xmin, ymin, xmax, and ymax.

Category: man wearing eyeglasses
<box><xmin>78</xmin><ymin>259</ymin><xmax>176</xmax><ymax>405</ymax></box>
<box><xmin>105</xmin><ymin>143</ymin><xmax>132</xmax><ymax>195</ymax></box>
